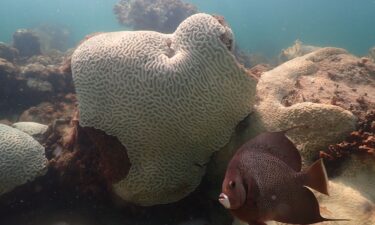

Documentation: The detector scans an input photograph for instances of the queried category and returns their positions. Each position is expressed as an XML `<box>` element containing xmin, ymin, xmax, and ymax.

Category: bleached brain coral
<box><xmin>71</xmin><ymin>13</ymin><xmax>257</xmax><ymax>205</ymax></box>
<box><xmin>251</xmin><ymin>48</ymin><xmax>357</xmax><ymax>162</ymax></box>
<box><xmin>0</xmin><ymin>124</ymin><xmax>47</xmax><ymax>195</ymax></box>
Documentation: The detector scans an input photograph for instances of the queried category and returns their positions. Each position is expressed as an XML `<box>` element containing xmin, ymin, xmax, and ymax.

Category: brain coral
<box><xmin>12</xmin><ymin>121</ymin><xmax>48</xmax><ymax>142</ymax></box>
<box><xmin>71</xmin><ymin>13</ymin><xmax>257</xmax><ymax>205</ymax></box>
<box><xmin>0</xmin><ymin>124</ymin><xmax>47</xmax><ymax>195</ymax></box>
<box><xmin>249</xmin><ymin>48</ymin><xmax>357</xmax><ymax>162</ymax></box>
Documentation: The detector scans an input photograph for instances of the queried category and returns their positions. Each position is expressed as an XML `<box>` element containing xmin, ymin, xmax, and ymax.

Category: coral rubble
<box><xmin>113</xmin><ymin>0</ymin><xmax>198</xmax><ymax>33</ymax></box>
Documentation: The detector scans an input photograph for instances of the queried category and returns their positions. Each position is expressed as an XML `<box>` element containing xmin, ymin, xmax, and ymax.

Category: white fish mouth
<box><xmin>218</xmin><ymin>193</ymin><xmax>231</xmax><ymax>209</ymax></box>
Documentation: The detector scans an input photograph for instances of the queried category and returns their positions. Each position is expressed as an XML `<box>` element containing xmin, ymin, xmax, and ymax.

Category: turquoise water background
<box><xmin>1</xmin><ymin>0</ymin><xmax>375</xmax><ymax>57</ymax></box>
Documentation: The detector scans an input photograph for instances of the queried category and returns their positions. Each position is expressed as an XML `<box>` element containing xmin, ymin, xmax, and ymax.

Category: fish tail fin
<box><xmin>304</xmin><ymin>159</ymin><xmax>329</xmax><ymax>195</ymax></box>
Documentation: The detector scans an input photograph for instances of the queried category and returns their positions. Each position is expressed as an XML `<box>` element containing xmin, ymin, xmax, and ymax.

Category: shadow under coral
<box><xmin>0</xmin><ymin>112</ymin><xmax>229</xmax><ymax>225</ymax></box>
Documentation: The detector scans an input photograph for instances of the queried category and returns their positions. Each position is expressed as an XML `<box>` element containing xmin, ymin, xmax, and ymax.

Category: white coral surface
<box><xmin>71</xmin><ymin>13</ymin><xmax>257</xmax><ymax>205</ymax></box>
<box><xmin>0</xmin><ymin>124</ymin><xmax>47</xmax><ymax>195</ymax></box>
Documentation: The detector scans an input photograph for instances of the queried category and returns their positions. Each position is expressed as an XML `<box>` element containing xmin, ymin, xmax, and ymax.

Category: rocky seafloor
<box><xmin>0</xmin><ymin>15</ymin><xmax>374</xmax><ymax>225</ymax></box>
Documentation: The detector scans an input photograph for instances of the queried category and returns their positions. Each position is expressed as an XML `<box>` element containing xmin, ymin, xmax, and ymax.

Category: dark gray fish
<box><xmin>218</xmin><ymin>129</ymin><xmax>348</xmax><ymax>225</ymax></box>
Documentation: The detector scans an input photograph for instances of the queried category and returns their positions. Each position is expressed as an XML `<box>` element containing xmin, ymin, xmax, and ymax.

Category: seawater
<box><xmin>0</xmin><ymin>0</ymin><xmax>374</xmax><ymax>57</ymax></box>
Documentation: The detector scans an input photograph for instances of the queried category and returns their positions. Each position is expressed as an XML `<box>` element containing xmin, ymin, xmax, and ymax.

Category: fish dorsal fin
<box><xmin>244</xmin><ymin>130</ymin><xmax>302</xmax><ymax>171</ymax></box>
<box><xmin>273</xmin><ymin>187</ymin><xmax>326</xmax><ymax>224</ymax></box>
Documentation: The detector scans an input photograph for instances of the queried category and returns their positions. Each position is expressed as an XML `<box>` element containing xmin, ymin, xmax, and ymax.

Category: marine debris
<box><xmin>113</xmin><ymin>0</ymin><xmax>198</xmax><ymax>32</ymax></box>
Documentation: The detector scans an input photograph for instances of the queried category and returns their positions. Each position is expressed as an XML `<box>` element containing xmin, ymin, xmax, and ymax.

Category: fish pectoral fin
<box><xmin>273</xmin><ymin>187</ymin><xmax>326</xmax><ymax>224</ymax></box>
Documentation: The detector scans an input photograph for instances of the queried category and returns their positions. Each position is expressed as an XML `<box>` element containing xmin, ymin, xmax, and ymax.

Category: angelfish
<box><xmin>218</xmin><ymin>129</ymin><xmax>347</xmax><ymax>225</ymax></box>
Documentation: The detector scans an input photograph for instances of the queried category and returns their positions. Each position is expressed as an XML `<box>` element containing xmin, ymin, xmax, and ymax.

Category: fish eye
<box><xmin>229</xmin><ymin>181</ymin><xmax>236</xmax><ymax>189</ymax></box>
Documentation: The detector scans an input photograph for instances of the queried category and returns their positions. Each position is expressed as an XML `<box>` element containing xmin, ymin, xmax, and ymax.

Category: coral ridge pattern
<box><xmin>71</xmin><ymin>13</ymin><xmax>257</xmax><ymax>205</ymax></box>
<box><xmin>0</xmin><ymin>124</ymin><xmax>47</xmax><ymax>195</ymax></box>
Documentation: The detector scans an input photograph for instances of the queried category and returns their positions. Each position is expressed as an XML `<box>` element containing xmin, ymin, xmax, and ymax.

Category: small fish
<box><xmin>218</xmin><ymin>128</ymin><xmax>347</xmax><ymax>225</ymax></box>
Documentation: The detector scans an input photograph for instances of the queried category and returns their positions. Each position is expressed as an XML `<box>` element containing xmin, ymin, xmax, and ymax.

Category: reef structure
<box><xmin>113</xmin><ymin>0</ymin><xmax>198</xmax><ymax>33</ymax></box>
<box><xmin>71</xmin><ymin>13</ymin><xmax>257</xmax><ymax>206</ymax></box>
<box><xmin>206</xmin><ymin>47</ymin><xmax>375</xmax><ymax>197</ymax></box>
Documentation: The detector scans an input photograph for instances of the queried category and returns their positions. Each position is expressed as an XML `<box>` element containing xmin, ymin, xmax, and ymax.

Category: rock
<box><xmin>0</xmin><ymin>124</ymin><xmax>47</xmax><ymax>196</ymax></box>
<box><xmin>0</xmin><ymin>42</ymin><xmax>18</xmax><ymax>62</ymax></box>
<box><xmin>12</xmin><ymin>29</ymin><xmax>41</xmax><ymax>58</ymax></box>
<box><xmin>12</xmin><ymin>122</ymin><xmax>48</xmax><ymax>142</ymax></box>
<box><xmin>71</xmin><ymin>13</ymin><xmax>257</xmax><ymax>205</ymax></box>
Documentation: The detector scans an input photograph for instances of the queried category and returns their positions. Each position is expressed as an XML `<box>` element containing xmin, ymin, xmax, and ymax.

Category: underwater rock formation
<box><xmin>71</xmin><ymin>13</ymin><xmax>257</xmax><ymax>205</ymax></box>
<box><xmin>0</xmin><ymin>42</ymin><xmax>18</xmax><ymax>63</ymax></box>
<box><xmin>0</xmin><ymin>124</ymin><xmax>47</xmax><ymax>196</ymax></box>
<box><xmin>0</xmin><ymin>49</ymin><xmax>74</xmax><ymax>119</ymax></box>
<box><xmin>113</xmin><ymin>0</ymin><xmax>198</xmax><ymax>33</ymax></box>
<box><xmin>278</xmin><ymin>39</ymin><xmax>321</xmax><ymax>63</ymax></box>
<box><xmin>12</xmin><ymin>29</ymin><xmax>41</xmax><ymax>58</ymax></box>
